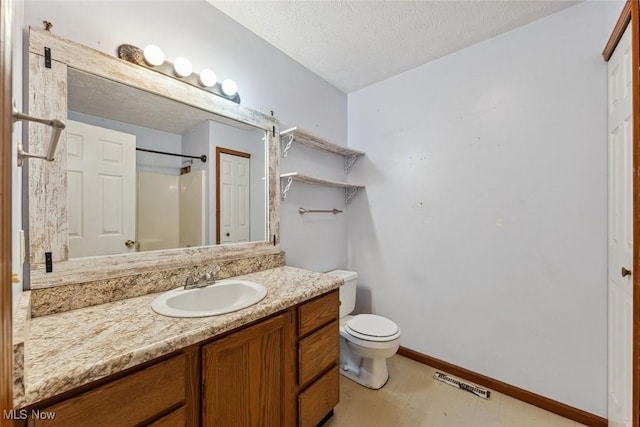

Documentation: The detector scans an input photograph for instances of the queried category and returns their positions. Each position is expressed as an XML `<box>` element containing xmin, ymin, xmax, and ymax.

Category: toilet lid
<box><xmin>345</xmin><ymin>314</ymin><xmax>400</xmax><ymax>339</ymax></box>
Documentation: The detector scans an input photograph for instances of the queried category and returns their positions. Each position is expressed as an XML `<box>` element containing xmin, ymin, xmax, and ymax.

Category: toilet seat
<box><xmin>345</xmin><ymin>314</ymin><xmax>401</xmax><ymax>342</ymax></box>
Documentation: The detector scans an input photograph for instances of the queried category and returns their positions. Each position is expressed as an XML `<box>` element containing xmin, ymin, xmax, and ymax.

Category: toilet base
<box><xmin>339</xmin><ymin>352</ymin><xmax>390</xmax><ymax>389</ymax></box>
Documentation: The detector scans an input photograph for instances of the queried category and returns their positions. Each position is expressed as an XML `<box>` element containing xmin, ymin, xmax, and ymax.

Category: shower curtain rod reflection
<box><xmin>136</xmin><ymin>147</ymin><xmax>207</xmax><ymax>162</ymax></box>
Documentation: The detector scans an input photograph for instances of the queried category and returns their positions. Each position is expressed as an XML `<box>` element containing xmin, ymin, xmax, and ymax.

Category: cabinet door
<box><xmin>202</xmin><ymin>313</ymin><xmax>292</xmax><ymax>427</ymax></box>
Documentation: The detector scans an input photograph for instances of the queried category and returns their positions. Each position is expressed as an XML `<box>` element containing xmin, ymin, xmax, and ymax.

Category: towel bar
<box><xmin>299</xmin><ymin>208</ymin><xmax>343</xmax><ymax>215</ymax></box>
<box><xmin>13</xmin><ymin>107</ymin><xmax>66</xmax><ymax>167</ymax></box>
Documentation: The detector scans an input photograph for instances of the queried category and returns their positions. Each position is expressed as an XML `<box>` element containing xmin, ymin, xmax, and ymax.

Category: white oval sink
<box><xmin>151</xmin><ymin>279</ymin><xmax>267</xmax><ymax>318</ymax></box>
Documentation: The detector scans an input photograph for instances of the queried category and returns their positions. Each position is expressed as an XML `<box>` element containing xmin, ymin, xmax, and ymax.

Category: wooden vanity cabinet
<box><xmin>21</xmin><ymin>289</ymin><xmax>340</xmax><ymax>427</ymax></box>
<box><xmin>296</xmin><ymin>290</ymin><xmax>340</xmax><ymax>427</ymax></box>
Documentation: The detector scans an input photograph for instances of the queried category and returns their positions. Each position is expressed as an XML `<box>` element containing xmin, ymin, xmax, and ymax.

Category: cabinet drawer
<box><xmin>298</xmin><ymin>368</ymin><xmax>340</xmax><ymax>427</ymax></box>
<box><xmin>298</xmin><ymin>320</ymin><xmax>339</xmax><ymax>386</ymax></box>
<box><xmin>298</xmin><ymin>290</ymin><xmax>339</xmax><ymax>337</ymax></box>
<box><xmin>147</xmin><ymin>406</ymin><xmax>186</xmax><ymax>427</ymax></box>
<box><xmin>35</xmin><ymin>354</ymin><xmax>186</xmax><ymax>427</ymax></box>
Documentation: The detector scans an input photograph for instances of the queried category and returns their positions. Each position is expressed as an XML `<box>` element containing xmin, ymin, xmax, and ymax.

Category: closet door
<box><xmin>607</xmin><ymin>22</ymin><xmax>634</xmax><ymax>427</ymax></box>
<box><xmin>0</xmin><ymin>0</ymin><xmax>14</xmax><ymax>423</ymax></box>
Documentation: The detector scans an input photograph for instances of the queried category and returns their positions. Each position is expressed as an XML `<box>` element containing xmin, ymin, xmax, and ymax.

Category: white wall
<box><xmin>280</xmin><ymin>143</ymin><xmax>350</xmax><ymax>271</ymax></box>
<box><xmin>347</xmin><ymin>1</ymin><xmax>622</xmax><ymax>416</ymax></box>
<box><xmin>22</xmin><ymin>1</ymin><xmax>348</xmax><ymax>274</ymax></box>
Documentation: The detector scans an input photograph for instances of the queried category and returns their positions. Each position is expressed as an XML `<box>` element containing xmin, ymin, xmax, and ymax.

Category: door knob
<box><xmin>621</xmin><ymin>267</ymin><xmax>632</xmax><ymax>278</ymax></box>
<box><xmin>125</xmin><ymin>239</ymin><xmax>136</xmax><ymax>248</ymax></box>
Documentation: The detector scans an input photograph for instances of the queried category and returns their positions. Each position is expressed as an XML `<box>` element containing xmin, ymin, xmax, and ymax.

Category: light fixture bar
<box><xmin>117</xmin><ymin>44</ymin><xmax>240</xmax><ymax>104</ymax></box>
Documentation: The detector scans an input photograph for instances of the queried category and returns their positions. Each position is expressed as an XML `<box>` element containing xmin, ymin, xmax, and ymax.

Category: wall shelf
<box><xmin>280</xmin><ymin>172</ymin><xmax>364</xmax><ymax>204</ymax></box>
<box><xmin>280</xmin><ymin>127</ymin><xmax>365</xmax><ymax>173</ymax></box>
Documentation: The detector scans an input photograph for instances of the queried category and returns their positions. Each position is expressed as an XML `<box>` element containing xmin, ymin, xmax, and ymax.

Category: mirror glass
<box><xmin>66</xmin><ymin>69</ymin><xmax>267</xmax><ymax>259</ymax></box>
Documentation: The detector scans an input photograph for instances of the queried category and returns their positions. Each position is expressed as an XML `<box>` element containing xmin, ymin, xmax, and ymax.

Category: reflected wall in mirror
<box><xmin>26</xmin><ymin>28</ymin><xmax>280</xmax><ymax>275</ymax></box>
<box><xmin>65</xmin><ymin>70</ymin><xmax>267</xmax><ymax>259</ymax></box>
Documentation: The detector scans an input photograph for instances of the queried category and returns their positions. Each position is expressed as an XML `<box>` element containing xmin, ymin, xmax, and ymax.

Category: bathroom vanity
<box><xmin>14</xmin><ymin>267</ymin><xmax>340</xmax><ymax>427</ymax></box>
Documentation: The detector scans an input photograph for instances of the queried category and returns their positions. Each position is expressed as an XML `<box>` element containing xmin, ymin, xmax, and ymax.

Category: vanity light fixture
<box><xmin>143</xmin><ymin>45</ymin><xmax>165</xmax><ymax>67</ymax></box>
<box><xmin>173</xmin><ymin>57</ymin><xmax>193</xmax><ymax>78</ymax></box>
<box><xmin>118</xmin><ymin>43</ymin><xmax>241</xmax><ymax>104</ymax></box>
<box><xmin>221</xmin><ymin>79</ymin><xmax>238</xmax><ymax>96</ymax></box>
<box><xmin>199</xmin><ymin>69</ymin><xmax>217</xmax><ymax>88</ymax></box>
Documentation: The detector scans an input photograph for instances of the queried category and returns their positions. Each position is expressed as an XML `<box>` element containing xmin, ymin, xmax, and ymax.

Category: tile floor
<box><xmin>324</xmin><ymin>355</ymin><xmax>588</xmax><ymax>427</ymax></box>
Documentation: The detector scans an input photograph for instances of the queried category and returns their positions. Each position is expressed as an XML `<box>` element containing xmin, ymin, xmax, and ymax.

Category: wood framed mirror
<box><xmin>24</xmin><ymin>28</ymin><xmax>280</xmax><ymax>289</ymax></box>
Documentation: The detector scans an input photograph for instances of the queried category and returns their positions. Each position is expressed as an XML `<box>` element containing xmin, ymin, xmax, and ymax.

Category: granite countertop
<box><xmin>14</xmin><ymin>266</ymin><xmax>341</xmax><ymax>408</ymax></box>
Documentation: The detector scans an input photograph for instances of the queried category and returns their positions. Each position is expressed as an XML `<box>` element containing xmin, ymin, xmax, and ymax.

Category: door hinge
<box><xmin>44</xmin><ymin>47</ymin><xmax>51</xmax><ymax>68</ymax></box>
<box><xmin>45</xmin><ymin>252</ymin><xmax>53</xmax><ymax>272</ymax></box>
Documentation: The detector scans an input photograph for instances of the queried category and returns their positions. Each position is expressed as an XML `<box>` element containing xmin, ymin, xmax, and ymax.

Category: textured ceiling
<box><xmin>207</xmin><ymin>0</ymin><xmax>580</xmax><ymax>93</ymax></box>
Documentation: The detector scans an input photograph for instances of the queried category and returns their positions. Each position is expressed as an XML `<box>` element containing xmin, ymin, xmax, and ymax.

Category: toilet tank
<box><xmin>326</xmin><ymin>270</ymin><xmax>358</xmax><ymax>318</ymax></box>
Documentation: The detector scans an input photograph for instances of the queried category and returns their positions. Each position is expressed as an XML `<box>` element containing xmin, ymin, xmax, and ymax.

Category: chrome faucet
<box><xmin>184</xmin><ymin>272</ymin><xmax>216</xmax><ymax>290</ymax></box>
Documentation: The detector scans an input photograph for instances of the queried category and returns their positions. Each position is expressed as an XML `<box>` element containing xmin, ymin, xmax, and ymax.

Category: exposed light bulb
<box><xmin>199</xmin><ymin>69</ymin><xmax>217</xmax><ymax>88</ymax></box>
<box><xmin>221</xmin><ymin>79</ymin><xmax>238</xmax><ymax>96</ymax></box>
<box><xmin>174</xmin><ymin>57</ymin><xmax>193</xmax><ymax>78</ymax></box>
<box><xmin>143</xmin><ymin>45</ymin><xmax>164</xmax><ymax>67</ymax></box>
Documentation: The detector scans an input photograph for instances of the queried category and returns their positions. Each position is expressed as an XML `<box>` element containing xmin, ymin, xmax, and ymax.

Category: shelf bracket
<box><xmin>344</xmin><ymin>155</ymin><xmax>358</xmax><ymax>173</ymax></box>
<box><xmin>281</xmin><ymin>134</ymin><xmax>294</xmax><ymax>158</ymax></box>
<box><xmin>346</xmin><ymin>187</ymin><xmax>360</xmax><ymax>204</ymax></box>
<box><xmin>281</xmin><ymin>176</ymin><xmax>293</xmax><ymax>200</ymax></box>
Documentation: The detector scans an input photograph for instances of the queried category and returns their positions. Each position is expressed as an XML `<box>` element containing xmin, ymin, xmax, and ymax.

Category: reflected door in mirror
<box><xmin>67</xmin><ymin>120</ymin><xmax>136</xmax><ymax>258</ymax></box>
<box><xmin>218</xmin><ymin>149</ymin><xmax>250</xmax><ymax>244</ymax></box>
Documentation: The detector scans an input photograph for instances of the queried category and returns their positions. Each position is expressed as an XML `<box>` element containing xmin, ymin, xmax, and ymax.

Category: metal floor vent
<box><xmin>433</xmin><ymin>372</ymin><xmax>491</xmax><ymax>399</ymax></box>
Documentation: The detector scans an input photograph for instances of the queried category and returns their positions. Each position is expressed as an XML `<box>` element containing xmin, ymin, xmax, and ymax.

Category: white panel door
<box><xmin>67</xmin><ymin>120</ymin><xmax>136</xmax><ymax>258</ymax></box>
<box><xmin>608</xmin><ymin>23</ymin><xmax>634</xmax><ymax>427</ymax></box>
<box><xmin>219</xmin><ymin>152</ymin><xmax>250</xmax><ymax>244</ymax></box>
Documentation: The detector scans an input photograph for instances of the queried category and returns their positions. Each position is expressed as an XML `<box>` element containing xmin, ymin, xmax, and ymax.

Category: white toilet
<box><xmin>327</xmin><ymin>270</ymin><xmax>401</xmax><ymax>389</ymax></box>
